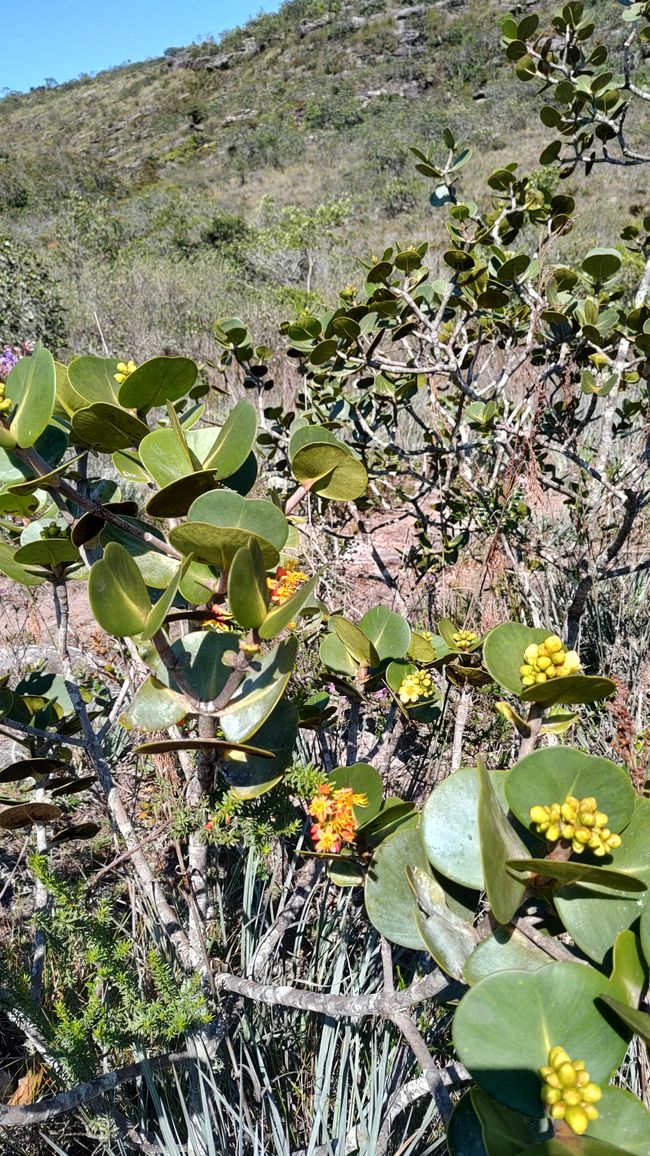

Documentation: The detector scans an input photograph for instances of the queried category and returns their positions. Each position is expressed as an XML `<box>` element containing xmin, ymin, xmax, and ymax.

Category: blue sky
<box><xmin>2</xmin><ymin>0</ymin><xmax>282</xmax><ymax>95</ymax></box>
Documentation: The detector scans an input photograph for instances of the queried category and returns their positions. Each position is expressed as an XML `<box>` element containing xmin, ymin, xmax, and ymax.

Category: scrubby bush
<box><xmin>0</xmin><ymin>235</ymin><xmax>66</xmax><ymax>350</ymax></box>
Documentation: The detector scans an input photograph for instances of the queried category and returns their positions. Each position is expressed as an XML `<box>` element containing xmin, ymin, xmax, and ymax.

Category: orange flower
<box><xmin>307</xmin><ymin>783</ymin><xmax>369</xmax><ymax>854</ymax></box>
<box><xmin>267</xmin><ymin>560</ymin><xmax>309</xmax><ymax>606</ymax></box>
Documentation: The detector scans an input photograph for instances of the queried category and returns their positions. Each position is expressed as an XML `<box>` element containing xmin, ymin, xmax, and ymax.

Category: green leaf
<box><xmin>358</xmin><ymin>606</ymin><xmax>411</xmax><ymax>661</ymax></box>
<box><xmin>586</xmin><ymin>1086</ymin><xmax>650</xmax><ymax>1155</ymax></box>
<box><xmin>223</xmin><ymin>700</ymin><xmax>298</xmax><ymax>800</ymax></box>
<box><xmin>482</xmin><ymin>623</ymin><xmax>549</xmax><ymax>695</ymax></box>
<box><xmin>422</xmin><ymin>766</ymin><xmax>510</xmax><ymax>890</ymax></box>
<box><xmin>411</xmin><ymin>865</ymin><xmax>478</xmax><ymax>980</ymax></box>
<box><xmin>0</xmin><ymin>542</ymin><xmax>47</xmax><ymax>587</ymax></box>
<box><xmin>453</xmin><ymin>963</ymin><xmax>630</xmax><ymax>1117</ymax></box>
<box><xmin>0</xmin><ymin>802</ymin><xmax>62</xmax><ymax>829</ymax></box>
<box><xmin>50</xmin><ymin>822</ymin><xmax>101</xmax><ymax>844</ymax></box>
<box><xmin>139</xmin><ymin>427</ymin><xmax>199</xmax><ymax>487</ymax></box>
<box><xmin>365</xmin><ymin>825</ymin><xmax>429</xmax><ymax>949</ymax></box>
<box><xmin>506</xmin><ymin>748</ymin><xmax>636</xmax><ymax>835</ymax></box>
<box><xmin>89</xmin><ymin>542</ymin><xmax>152</xmax><ymax>636</ymax></box>
<box><xmin>357</xmin><ymin>798</ymin><xmax>417</xmax><ymax>847</ymax></box>
<box><xmin>609</xmin><ymin>931</ymin><xmax>647</xmax><ymax>1007</ymax></box>
<box><xmin>120</xmin><ymin>676</ymin><xmax>190</xmax><ymax>731</ymax></box>
<box><xmin>72</xmin><ymin>404</ymin><xmax>150</xmax><ymax>451</ymax></box>
<box><xmin>464</xmin><ymin>926</ymin><xmax>553</xmax><ymax>986</ymax></box>
<box><xmin>170</xmin><ymin>490</ymin><xmax>288</xmax><ymax>570</ymax></box>
<box><xmin>478</xmin><ymin>758</ymin><xmax>528</xmax><ymax>924</ymax></box>
<box><xmin>112</xmin><ymin>449</ymin><xmax>149</xmax><ymax>483</ymax></box>
<box><xmin>600</xmin><ymin>995</ymin><xmax>650</xmax><ymax>1047</ymax></box>
<box><xmin>521</xmin><ymin>674</ymin><xmax>616</xmax><ymax>706</ymax></box>
<box><xmin>408</xmin><ymin>631</ymin><xmax>438</xmax><ymax>663</ymax></box>
<box><xmin>14</xmin><ymin>539</ymin><xmax>80</xmax><ymax>568</ymax></box>
<box><xmin>472</xmin><ymin>1087</ymin><xmax>552</xmax><ymax>1156</ymax></box>
<box><xmin>141</xmin><ymin>559</ymin><xmax>190</xmax><ymax>641</ymax></box>
<box><xmin>319</xmin><ymin>630</ymin><xmax>358</xmax><ymax>677</ymax></box>
<box><xmin>0</xmin><ymin>757</ymin><xmax>69</xmax><ymax>783</ymax></box>
<box><xmin>446</xmin><ymin>1092</ymin><xmax>490</xmax><ymax>1156</ymax></box>
<box><xmin>329</xmin><ymin>763</ymin><xmax>383</xmax><ymax>825</ymax></box>
<box><xmin>582</xmin><ymin>248</ymin><xmax>622</xmax><ymax>282</ymax></box>
<box><xmin>219</xmin><ymin>636</ymin><xmax>297</xmax><ymax>742</ymax></box>
<box><xmin>67</xmin><ymin>356</ymin><xmax>120</xmax><ymax>404</ymax></box>
<box><xmin>118</xmin><ymin>356</ymin><xmax>198</xmax><ymax>412</ymax></box>
<box><xmin>331</xmin><ymin>616</ymin><xmax>380</xmax><ymax>667</ymax></box>
<box><xmin>258</xmin><ymin>573</ymin><xmax>318</xmax><ymax>640</ymax></box>
<box><xmin>554</xmin><ymin>799</ymin><xmax>650</xmax><ymax>963</ymax></box>
<box><xmin>201</xmin><ymin>398</ymin><xmax>258</xmax><ymax>476</ymax></box>
<box><xmin>157</xmin><ymin>630</ymin><xmax>242</xmax><ymax>701</ymax></box>
<box><xmin>6</xmin><ymin>345</ymin><xmax>56</xmax><ymax>448</ymax></box>
<box><xmin>228</xmin><ymin>541</ymin><xmax>269</xmax><ymax>630</ymax></box>
<box><xmin>99</xmin><ymin>518</ymin><xmax>179</xmax><ymax>589</ymax></box>
<box><xmin>145</xmin><ymin>472</ymin><xmax>221</xmax><ymax>519</ymax></box>
<box><xmin>506</xmin><ymin>859</ymin><xmax>647</xmax><ymax>892</ymax></box>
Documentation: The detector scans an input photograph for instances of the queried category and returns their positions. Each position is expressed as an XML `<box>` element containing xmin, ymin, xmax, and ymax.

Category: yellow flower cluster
<box><xmin>398</xmin><ymin>669</ymin><xmax>433</xmax><ymax>704</ymax></box>
<box><xmin>520</xmin><ymin>635</ymin><xmax>580</xmax><ymax>686</ymax></box>
<box><xmin>0</xmin><ymin>381</ymin><xmax>12</xmax><ymax>416</ymax></box>
<box><xmin>113</xmin><ymin>359</ymin><xmax>137</xmax><ymax>385</ymax></box>
<box><xmin>453</xmin><ymin>629</ymin><xmax>478</xmax><ymax>650</ymax></box>
<box><xmin>307</xmin><ymin>783</ymin><xmax>368</xmax><ymax>853</ymax></box>
<box><xmin>267</xmin><ymin>560</ymin><xmax>309</xmax><ymax>606</ymax></box>
<box><xmin>539</xmin><ymin>1046</ymin><xmax>602</xmax><ymax>1135</ymax></box>
<box><xmin>530</xmin><ymin>795</ymin><xmax>621</xmax><ymax>857</ymax></box>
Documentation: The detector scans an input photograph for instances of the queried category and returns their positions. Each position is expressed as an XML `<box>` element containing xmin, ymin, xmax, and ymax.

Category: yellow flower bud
<box><xmin>537</xmin><ymin>656</ymin><xmax>552</xmax><ymax>671</ymax></box>
<box><xmin>557</xmin><ymin>1063</ymin><xmax>578</xmax><ymax>1087</ymax></box>
<box><xmin>581</xmin><ymin>798</ymin><xmax>597</xmax><ymax>812</ymax></box>
<box><xmin>565</xmin><ymin>1107</ymin><xmax>589</xmax><ymax>1135</ymax></box>
<box><xmin>574</xmin><ymin>827</ymin><xmax>591</xmax><ymax>844</ymax></box>
<box><xmin>520</xmin><ymin>664</ymin><xmax>534</xmax><ymax>676</ymax></box>
<box><xmin>561</xmin><ymin>802</ymin><xmax>577</xmax><ymax>821</ymax></box>
<box><xmin>541</xmin><ymin>1086</ymin><xmax>563</xmax><ymax>1104</ymax></box>
<box><xmin>563</xmin><ymin>1088</ymin><xmax>582</xmax><ymax>1106</ymax></box>
<box><xmin>524</xmin><ymin>644</ymin><xmax>540</xmax><ymax>662</ymax></box>
<box><xmin>522</xmin><ymin>675</ymin><xmax>535</xmax><ymax>687</ymax></box>
<box><xmin>535</xmin><ymin>672</ymin><xmax>547</xmax><ymax>683</ymax></box>
<box><xmin>551</xmin><ymin>651</ymin><xmax>566</xmax><ymax>665</ymax></box>
<box><xmin>585</xmin><ymin>1104</ymin><xmax>600</xmax><ymax>1121</ymax></box>
<box><xmin>594</xmin><ymin>812</ymin><xmax>608</xmax><ymax>828</ymax></box>
<box><xmin>582</xmin><ymin>1083</ymin><xmax>602</xmax><ymax>1104</ymax></box>
<box><xmin>530</xmin><ymin>806</ymin><xmax>548</xmax><ymax>824</ymax></box>
<box><xmin>546</xmin><ymin>823</ymin><xmax>561</xmax><ymax>842</ymax></box>
<box><xmin>545</xmin><ymin>635</ymin><xmax>563</xmax><ymax>652</ymax></box>
<box><xmin>550</xmin><ymin>1103</ymin><xmax>566</xmax><ymax>1119</ymax></box>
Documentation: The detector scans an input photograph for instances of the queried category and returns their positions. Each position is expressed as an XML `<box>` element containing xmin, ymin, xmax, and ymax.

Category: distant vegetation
<box><xmin>0</xmin><ymin>0</ymin><xmax>647</xmax><ymax>363</ymax></box>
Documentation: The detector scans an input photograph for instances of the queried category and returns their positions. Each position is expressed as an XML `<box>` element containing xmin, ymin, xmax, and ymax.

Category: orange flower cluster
<box><xmin>307</xmin><ymin>783</ymin><xmax>368</xmax><ymax>853</ymax></box>
<box><xmin>267</xmin><ymin>559</ymin><xmax>309</xmax><ymax>606</ymax></box>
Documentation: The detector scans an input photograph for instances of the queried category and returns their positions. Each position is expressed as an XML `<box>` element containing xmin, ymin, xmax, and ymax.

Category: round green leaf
<box><xmin>120</xmin><ymin>676</ymin><xmax>190</xmax><ymax>731</ymax></box>
<box><xmin>145</xmin><ymin>471</ymin><xmax>221</xmax><ymax>519</ymax></box>
<box><xmin>587</xmin><ymin>1086</ymin><xmax>650</xmax><ymax>1155</ymax></box>
<box><xmin>118</xmin><ymin>356</ymin><xmax>198</xmax><ymax>412</ymax></box>
<box><xmin>311</xmin><ymin>453</ymin><xmax>367</xmax><ymax>501</ymax></box>
<box><xmin>219</xmin><ymin>636</ymin><xmax>297</xmax><ymax>742</ymax></box>
<box><xmin>6</xmin><ymin>345</ymin><xmax>56</xmax><ymax>448</ymax></box>
<box><xmin>50</xmin><ymin>822</ymin><xmax>102</xmax><ymax>844</ymax></box>
<box><xmin>464</xmin><ymin>926</ymin><xmax>553</xmax><ymax>986</ymax></box>
<box><xmin>506</xmin><ymin>748</ymin><xmax>635</xmax><ymax>834</ymax></box>
<box><xmin>72</xmin><ymin>404</ymin><xmax>150</xmax><ymax>451</ymax></box>
<box><xmin>521</xmin><ymin>675</ymin><xmax>615</xmax><ymax>706</ymax></box>
<box><xmin>170</xmin><ymin>522</ymin><xmax>280</xmax><ymax>570</ymax></box>
<box><xmin>223</xmin><ymin>699</ymin><xmax>298</xmax><ymax>800</ymax></box>
<box><xmin>358</xmin><ymin>606</ymin><xmax>410</xmax><ymax>661</ymax></box>
<box><xmin>201</xmin><ymin>398</ymin><xmax>258</xmax><ymax>476</ymax></box>
<box><xmin>188</xmin><ymin>490</ymin><xmax>288</xmax><ymax>549</ymax></box>
<box><xmin>453</xmin><ymin>963</ymin><xmax>629</xmax><ymax>1116</ymax></box>
<box><xmin>0</xmin><ymin>802</ymin><xmax>62</xmax><ymax>829</ymax></box>
<box><xmin>14</xmin><ymin>539</ymin><xmax>80</xmax><ymax>568</ymax></box>
<box><xmin>482</xmin><ymin>623</ymin><xmax>549</xmax><ymax>695</ymax></box>
<box><xmin>67</xmin><ymin>356</ymin><xmax>120</xmax><ymax>404</ymax></box>
<box><xmin>0</xmin><ymin>757</ymin><xmax>68</xmax><ymax>783</ymax></box>
<box><xmin>89</xmin><ymin>542</ymin><xmax>151</xmax><ymax>636</ymax></box>
<box><xmin>0</xmin><ymin>542</ymin><xmax>47</xmax><ymax>586</ymax></box>
<box><xmin>421</xmin><ymin>766</ymin><xmax>509</xmax><ymax>889</ymax></box>
<box><xmin>319</xmin><ymin>631</ymin><xmax>357</xmax><ymax>677</ymax></box>
<box><xmin>582</xmin><ymin>248</ymin><xmax>622</xmax><ymax>283</ymax></box>
<box><xmin>139</xmin><ymin>427</ymin><xmax>198</xmax><ymax>487</ymax></box>
<box><xmin>365</xmin><ymin>825</ymin><xmax>429</xmax><ymax>949</ymax></box>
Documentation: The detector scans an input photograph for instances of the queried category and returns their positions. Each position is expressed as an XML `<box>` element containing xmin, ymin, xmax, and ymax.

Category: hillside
<box><xmin>0</xmin><ymin>0</ymin><xmax>646</xmax><ymax>360</ymax></box>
